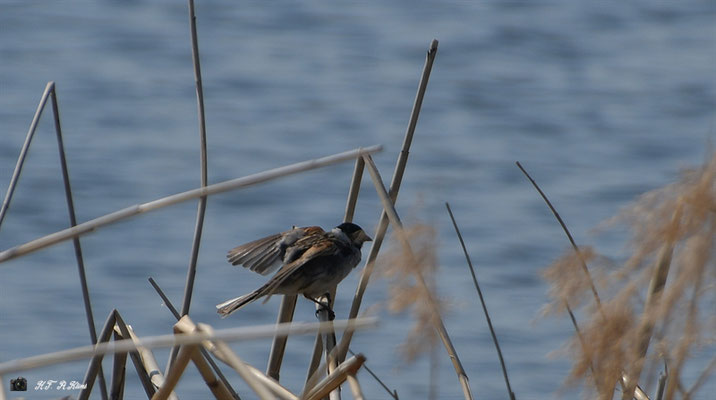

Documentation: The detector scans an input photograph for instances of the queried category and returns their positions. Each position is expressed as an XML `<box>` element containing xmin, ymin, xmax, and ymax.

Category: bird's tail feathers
<box><xmin>216</xmin><ymin>291</ymin><xmax>261</xmax><ymax>318</ymax></box>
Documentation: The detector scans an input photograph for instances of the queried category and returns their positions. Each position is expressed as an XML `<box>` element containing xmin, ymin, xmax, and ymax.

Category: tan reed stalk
<box><xmin>686</xmin><ymin>356</ymin><xmax>715</xmax><ymax>398</ymax></box>
<box><xmin>170</xmin><ymin>317</ymin><xmax>233</xmax><ymax>400</ymax></box>
<box><xmin>148</xmin><ymin>277</ymin><xmax>240</xmax><ymax>399</ymax></box>
<box><xmin>241</xmin><ymin>364</ymin><xmax>298</xmax><ymax>400</ymax></box>
<box><xmin>362</xmin><ymin>154</ymin><xmax>473</xmax><ymax>400</ymax></box>
<box><xmin>113</xmin><ymin>313</ymin><xmax>158</xmax><ymax>398</ymax></box>
<box><xmin>266</xmin><ymin>294</ymin><xmax>298</xmax><ymax>380</ymax></box>
<box><xmin>303</xmin><ymin>354</ymin><xmax>366</xmax><ymax>400</ymax></box>
<box><xmin>151</xmin><ymin>344</ymin><xmax>196</xmax><ymax>400</ymax></box>
<box><xmin>196</xmin><ymin>328</ymin><xmax>297</xmax><ymax>399</ymax></box>
<box><xmin>109</xmin><ymin>330</ymin><xmax>127</xmax><ymax>400</ymax></box>
<box><xmin>336</xmin><ymin>39</ymin><xmax>439</xmax><ymax>365</ymax></box>
<box><xmin>192</xmin><ymin>321</ymin><xmax>274</xmax><ymax>400</ymax></box>
<box><xmin>189</xmin><ymin>350</ymin><xmax>235</xmax><ymax>400</ymax></box>
<box><xmin>0</xmin><ymin>318</ymin><xmax>377</xmax><ymax>376</ymax></box>
<box><xmin>0</xmin><ymin>145</ymin><xmax>381</xmax><ymax>264</ymax></box>
<box><xmin>346</xmin><ymin>374</ymin><xmax>364</xmax><ymax>400</ymax></box>
<box><xmin>117</xmin><ymin>323</ymin><xmax>176</xmax><ymax>399</ymax></box>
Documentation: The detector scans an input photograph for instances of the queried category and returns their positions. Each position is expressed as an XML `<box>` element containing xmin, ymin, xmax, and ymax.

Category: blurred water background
<box><xmin>1</xmin><ymin>1</ymin><xmax>714</xmax><ymax>398</ymax></box>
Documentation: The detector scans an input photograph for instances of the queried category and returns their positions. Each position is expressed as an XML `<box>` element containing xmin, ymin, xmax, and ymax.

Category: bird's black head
<box><xmin>336</xmin><ymin>222</ymin><xmax>372</xmax><ymax>248</ymax></box>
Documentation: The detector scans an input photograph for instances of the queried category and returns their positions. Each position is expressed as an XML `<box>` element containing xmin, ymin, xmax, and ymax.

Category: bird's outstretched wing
<box><xmin>227</xmin><ymin>226</ymin><xmax>324</xmax><ymax>275</ymax></box>
<box><xmin>258</xmin><ymin>236</ymin><xmax>345</xmax><ymax>302</ymax></box>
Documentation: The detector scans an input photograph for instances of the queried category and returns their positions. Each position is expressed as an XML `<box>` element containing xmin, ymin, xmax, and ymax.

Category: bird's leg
<box><xmin>306</xmin><ymin>293</ymin><xmax>335</xmax><ymax>320</ymax></box>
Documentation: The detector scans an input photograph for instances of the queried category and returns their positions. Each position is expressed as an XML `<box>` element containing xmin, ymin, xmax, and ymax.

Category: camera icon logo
<box><xmin>10</xmin><ymin>376</ymin><xmax>27</xmax><ymax>391</ymax></box>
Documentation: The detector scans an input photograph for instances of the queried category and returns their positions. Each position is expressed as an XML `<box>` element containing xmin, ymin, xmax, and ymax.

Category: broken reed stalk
<box><xmin>337</xmin><ymin>38</ymin><xmax>439</xmax><ymax>364</ymax></box>
<box><xmin>445</xmin><ymin>202</ymin><xmax>515</xmax><ymax>400</ymax></box>
<box><xmin>148</xmin><ymin>275</ymin><xmax>251</xmax><ymax>399</ymax></box>
<box><xmin>362</xmin><ymin>154</ymin><xmax>473</xmax><ymax>400</ymax></box>
<box><xmin>189</xmin><ymin>349</ymin><xmax>236</xmax><ymax>400</ymax></box>
<box><xmin>0</xmin><ymin>317</ymin><xmax>378</xmax><ymax>376</ymax></box>
<box><xmin>153</xmin><ymin>344</ymin><xmax>196</xmax><ymax>400</ymax></box>
<box><xmin>303</xmin><ymin>354</ymin><xmax>366</xmax><ymax>400</ymax></box>
<box><xmin>0</xmin><ymin>145</ymin><xmax>382</xmax><ymax>264</ymax></box>
<box><xmin>193</xmin><ymin>321</ymin><xmax>275</xmax><ymax>400</ymax></box>
<box><xmin>117</xmin><ymin>322</ymin><xmax>176</xmax><ymax>399</ymax></box>
<box><xmin>113</xmin><ymin>312</ymin><xmax>157</xmax><ymax>398</ymax></box>
<box><xmin>0</xmin><ymin>82</ymin><xmax>109</xmax><ymax>400</ymax></box>
<box><xmin>346</xmin><ymin>374</ymin><xmax>364</xmax><ymax>400</ymax></box>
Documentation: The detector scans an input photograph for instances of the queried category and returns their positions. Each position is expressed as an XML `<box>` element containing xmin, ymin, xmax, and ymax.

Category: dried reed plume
<box><xmin>378</xmin><ymin>223</ymin><xmax>445</xmax><ymax>362</ymax></box>
<box><xmin>544</xmin><ymin>152</ymin><xmax>716</xmax><ymax>399</ymax></box>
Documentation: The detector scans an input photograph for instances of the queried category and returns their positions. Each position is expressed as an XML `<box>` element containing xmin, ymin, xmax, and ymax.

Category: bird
<box><xmin>216</xmin><ymin>222</ymin><xmax>372</xmax><ymax>318</ymax></box>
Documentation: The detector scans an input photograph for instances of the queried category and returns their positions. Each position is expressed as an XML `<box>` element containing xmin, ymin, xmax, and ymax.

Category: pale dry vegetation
<box><xmin>543</xmin><ymin>152</ymin><xmax>716</xmax><ymax>399</ymax></box>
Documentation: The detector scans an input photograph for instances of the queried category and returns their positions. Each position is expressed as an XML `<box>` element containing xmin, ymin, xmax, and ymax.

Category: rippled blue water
<box><xmin>1</xmin><ymin>1</ymin><xmax>714</xmax><ymax>399</ymax></box>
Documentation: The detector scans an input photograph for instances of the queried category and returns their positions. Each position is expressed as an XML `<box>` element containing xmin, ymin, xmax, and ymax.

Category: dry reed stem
<box><xmin>109</xmin><ymin>330</ymin><xmax>127</xmax><ymax>400</ymax></box>
<box><xmin>0</xmin><ymin>145</ymin><xmax>382</xmax><ymax>264</ymax></box>
<box><xmin>151</xmin><ymin>344</ymin><xmax>196</xmax><ymax>400</ymax></box>
<box><xmin>0</xmin><ymin>318</ymin><xmax>378</xmax><ymax>376</ymax></box>
<box><xmin>189</xmin><ymin>350</ymin><xmax>235</xmax><ymax>400</ymax></box>
<box><xmin>118</xmin><ymin>324</ymin><xmax>176</xmax><ymax>399</ymax></box>
<box><xmin>1</xmin><ymin>81</ymin><xmax>109</xmax><ymax>399</ymax></box>
<box><xmin>336</xmin><ymin>39</ymin><xmax>438</xmax><ymax>365</ymax></box>
<box><xmin>266</xmin><ymin>294</ymin><xmax>298</xmax><ymax>380</ymax></box>
<box><xmin>346</xmin><ymin>374</ymin><xmax>365</xmax><ymax>400</ymax></box>
<box><xmin>446</xmin><ymin>202</ymin><xmax>516</xmax><ymax>400</ymax></box>
<box><xmin>363</xmin><ymin>154</ymin><xmax>472</xmax><ymax>399</ymax></box>
<box><xmin>147</xmin><ymin>276</ymin><xmax>240</xmax><ymax>399</ymax></box>
<box><xmin>544</xmin><ymin>152</ymin><xmax>716</xmax><ymax>399</ymax></box>
<box><xmin>303</xmin><ymin>354</ymin><xmax>366</xmax><ymax>400</ymax></box>
<box><xmin>193</xmin><ymin>331</ymin><xmax>298</xmax><ymax>400</ymax></box>
<box><xmin>191</xmin><ymin>321</ymin><xmax>275</xmax><ymax>400</ymax></box>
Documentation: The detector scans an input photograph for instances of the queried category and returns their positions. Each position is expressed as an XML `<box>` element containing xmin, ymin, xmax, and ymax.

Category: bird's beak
<box><xmin>360</xmin><ymin>230</ymin><xmax>372</xmax><ymax>242</ymax></box>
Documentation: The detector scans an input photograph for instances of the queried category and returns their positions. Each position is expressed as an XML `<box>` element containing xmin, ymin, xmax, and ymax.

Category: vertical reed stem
<box><xmin>336</xmin><ymin>38</ymin><xmax>438</xmax><ymax>364</ymax></box>
<box><xmin>169</xmin><ymin>0</ymin><xmax>210</xmax><ymax>373</ymax></box>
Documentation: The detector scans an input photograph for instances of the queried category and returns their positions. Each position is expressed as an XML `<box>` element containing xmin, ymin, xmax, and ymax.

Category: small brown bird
<box><xmin>216</xmin><ymin>222</ymin><xmax>372</xmax><ymax>317</ymax></box>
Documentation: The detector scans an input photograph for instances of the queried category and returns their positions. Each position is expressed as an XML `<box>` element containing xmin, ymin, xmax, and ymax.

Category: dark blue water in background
<box><xmin>1</xmin><ymin>1</ymin><xmax>714</xmax><ymax>398</ymax></box>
